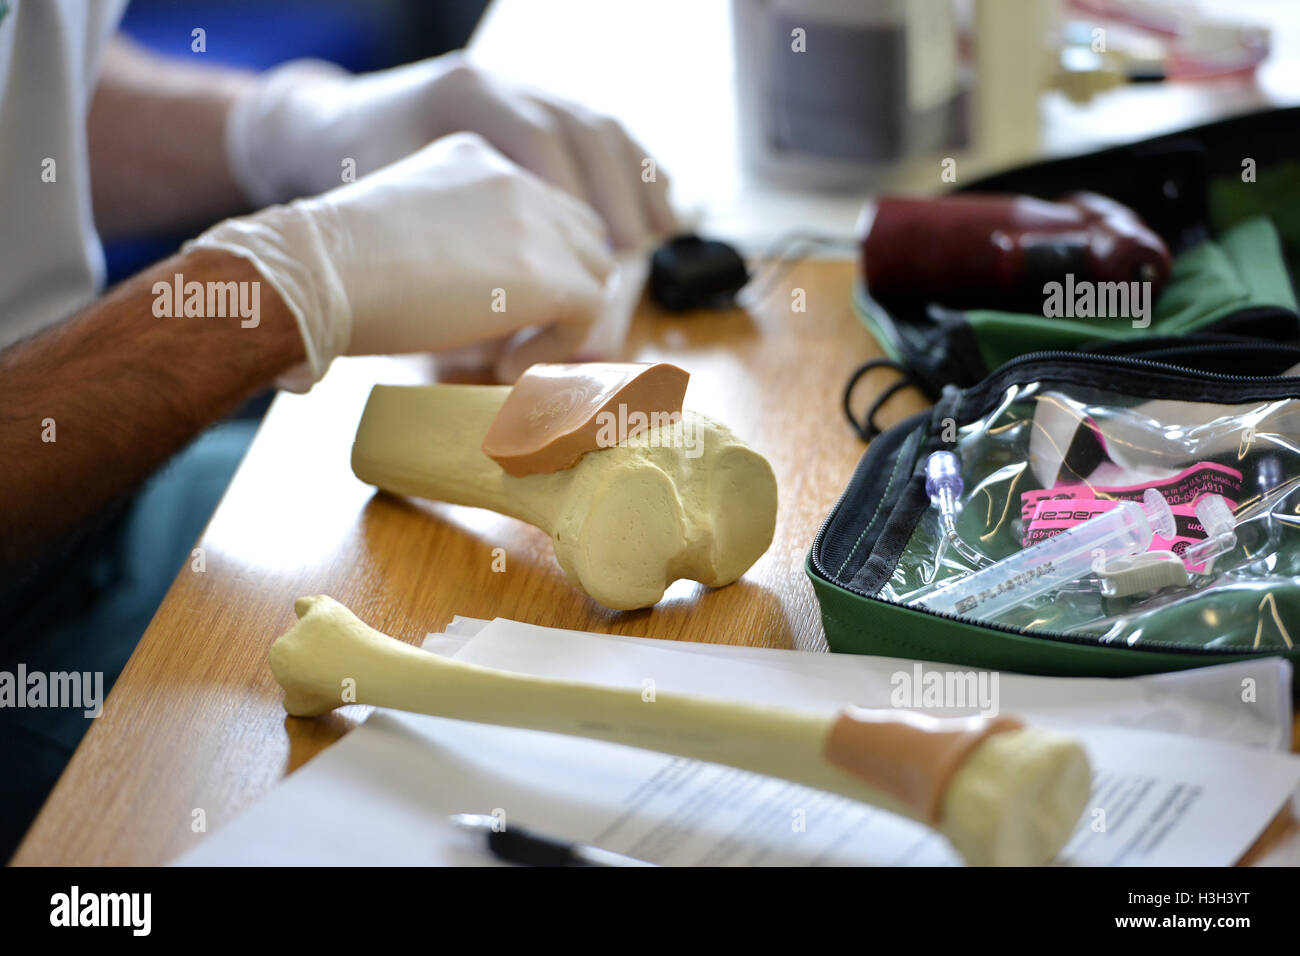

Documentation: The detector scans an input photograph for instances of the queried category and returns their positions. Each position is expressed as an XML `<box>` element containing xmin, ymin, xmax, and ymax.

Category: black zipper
<box><xmin>810</xmin><ymin>347</ymin><xmax>1300</xmax><ymax>656</ymax></box>
<box><xmin>959</xmin><ymin>346</ymin><xmax>1300</xmax><ymax>416</ymax></box>
<box><xmin>1000</xmin><ymin>343</ymin><xmax>1300</xmax><ymax>381</ymax></box>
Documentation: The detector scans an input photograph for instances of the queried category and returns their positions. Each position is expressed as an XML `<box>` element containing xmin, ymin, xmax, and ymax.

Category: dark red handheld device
<box><xmin>858</xmin><ymin>191</ymin><xmax>1172</xmax><ymax>312</ymax></box>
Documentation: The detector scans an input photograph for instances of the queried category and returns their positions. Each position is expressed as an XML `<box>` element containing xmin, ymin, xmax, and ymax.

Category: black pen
<box><xmin>450</xmin><ymin>813</ymin><xmax>658</xmax><ymax>867</ymax></box>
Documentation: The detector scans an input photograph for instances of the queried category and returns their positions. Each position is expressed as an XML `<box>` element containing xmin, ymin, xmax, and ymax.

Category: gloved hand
<box><xmin>225</xmin><ymin>53</ymin><xmax>675</xmax><ymax>250</ymax></box>
<box><xmin>188</xmin><ymin>133</ymin><xmax>615</xmax><ymax>390</ymax></box>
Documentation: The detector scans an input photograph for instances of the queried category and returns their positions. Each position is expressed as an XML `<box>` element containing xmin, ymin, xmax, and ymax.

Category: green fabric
<box><xmin>966</xmin><ymin>216</ymin><xmax>1295</xmax><ymax>373</ymax></box>
<box><xmin>851</xmin><ymin>286</ymin><xmax>906</xmax><ymax>365</ymax></box>
<box><xmin>1209</xmin><ymin>161</ymin><xmax>1300</xmax><ymax>263</ymax></box>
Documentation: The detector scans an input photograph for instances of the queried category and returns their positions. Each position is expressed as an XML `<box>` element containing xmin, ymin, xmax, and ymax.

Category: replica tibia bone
<box><xmin>351</xmin><ymin>383</ymin><xmax>778</xmax><ymax>609</ymax></box>
<box><xmin>270</xmin><ymin>596</ymin><xmax>1092</xmax><ymax>865</ymax></box>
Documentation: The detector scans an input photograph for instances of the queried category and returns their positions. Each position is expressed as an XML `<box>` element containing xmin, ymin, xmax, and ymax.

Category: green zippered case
<box><xmin>809</xmin><ymin>344</ymin><xmax>1300</xmax><ymax>677</ymax></box>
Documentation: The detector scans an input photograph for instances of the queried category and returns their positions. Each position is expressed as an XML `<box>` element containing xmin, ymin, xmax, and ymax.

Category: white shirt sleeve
<box><xmin>0</xmin><ymin>0</ymin><xmax>130</xmax><ymax>349</ymax></box>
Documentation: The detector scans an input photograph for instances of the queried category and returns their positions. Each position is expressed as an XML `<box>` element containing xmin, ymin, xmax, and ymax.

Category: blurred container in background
<box><xmin>732</xmin><ymin>0</ymin><xmax>968</xmax><ymax>190</ymax></box>
<box><xmin>731</xmin><ymin>0</ymin><xmax>1061</xmax><ymax>191</ymax></box>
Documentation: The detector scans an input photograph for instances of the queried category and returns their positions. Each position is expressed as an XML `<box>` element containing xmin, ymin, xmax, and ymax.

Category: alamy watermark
<box><xmin>890</xmin><ymin>662</ymin><xmax>999</xmax><ymax>717</ymax></box>
<box><xmin>1043</xmin><ymin>274</ymin><xmax>1152</xmax><ymax>329</ymax></box>
<box><xmin>0</xmin><ymin>665</ymin><xmax>103</xmax><ymax>718</ymax></box>
<box><xmin>50</xmin><ymin>886</ymin><xmax>150</xmax><ymax>936</ymax></box>
<box><xmin>152</xmin><ymin>273</ymin><xmax>260</xmax><ymax>328</ymax></box>
<box><xmin>594</xmin><ymin>404</ymin><xmax>703</xmax><ymax>459</ymax></box>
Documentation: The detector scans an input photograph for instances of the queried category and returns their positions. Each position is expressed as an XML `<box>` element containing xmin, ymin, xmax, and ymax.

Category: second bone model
<box><xmin>350</xmin><ymin>363</ymin><xmax>778</xmax><ymax>610</ymax></box>
<box><xmin>271</xmin><ymin>595</ymin><xmax>1093</xmax><ymax>866</ymax></box>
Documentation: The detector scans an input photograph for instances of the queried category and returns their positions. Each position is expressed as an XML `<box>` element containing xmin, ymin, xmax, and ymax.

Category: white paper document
<box><xmin>176</xmin><ymin>618</ymin><xmax>1300</xmax><ymax>867</ymax></box>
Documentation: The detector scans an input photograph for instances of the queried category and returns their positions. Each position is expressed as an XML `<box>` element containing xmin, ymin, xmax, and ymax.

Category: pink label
<box><xmin>1019</xmin><ymin>462</ymin><xmax>1242</xmax><ymax>573</ymax></box>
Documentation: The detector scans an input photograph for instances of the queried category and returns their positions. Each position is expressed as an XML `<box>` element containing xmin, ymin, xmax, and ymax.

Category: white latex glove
<box><xmin>225</xmin><ymin>53</ymin><xmax>675</xmax><ymax>250</ymax></box>
<box><xmin>187</xmin><ymin>133</ymin><xmax>615</xmax><ymax>390</ymax></box>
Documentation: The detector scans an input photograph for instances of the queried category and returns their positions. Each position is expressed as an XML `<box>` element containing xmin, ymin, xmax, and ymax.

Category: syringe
<box><xmin>915</xmin><ymin>488</ymin><xmax>1176</xmax><ymax>622</ymax></box>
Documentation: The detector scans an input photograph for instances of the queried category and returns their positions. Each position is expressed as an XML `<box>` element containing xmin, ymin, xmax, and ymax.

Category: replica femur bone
<box><xmin>270</xmin><ymin>596</ymin><xmax>1092</xmax><ymax>866</ymax></box>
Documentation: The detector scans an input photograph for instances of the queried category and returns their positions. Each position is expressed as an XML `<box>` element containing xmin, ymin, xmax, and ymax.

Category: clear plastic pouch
<box><xmin>882</xmin><ymin>380</ymin><xmax>1300</xmax><ymax>651</ymax></box>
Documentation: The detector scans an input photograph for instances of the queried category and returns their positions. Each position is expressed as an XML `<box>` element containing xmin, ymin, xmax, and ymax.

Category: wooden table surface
<box><xmin>13</xmin><ymin>260</ymin><xmax>1297</xmax><ymax>865</ymax></box>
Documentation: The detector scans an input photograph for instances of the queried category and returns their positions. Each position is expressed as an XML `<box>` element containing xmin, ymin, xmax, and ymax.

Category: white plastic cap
<box><xmin>1194</xmin><ymin>494</ymin><xmax>1235</xmax><ymax>538</ymax></box>
<box><xmin>1141</xmin><ymin>488</ymin><xmax>1177</xmax><ymax>541</ymax></box>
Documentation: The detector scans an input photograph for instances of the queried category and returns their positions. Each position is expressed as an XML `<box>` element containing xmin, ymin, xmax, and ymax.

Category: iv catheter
<box><xmin>915</xmin><ymin>488</ymin><xmax>1176</xmax><ymax>622</ymax></box>
<box><xmin>924</xmin><ymin>451</ymin><xmax>993</xmax><ymax>573</ymax></box>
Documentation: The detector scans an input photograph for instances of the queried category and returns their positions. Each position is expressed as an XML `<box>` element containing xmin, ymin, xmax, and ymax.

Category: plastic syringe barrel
<box><xmin>917</xmin><ymin>489</ymin><xmax>1175</xmax><ymax>622</ymax></box>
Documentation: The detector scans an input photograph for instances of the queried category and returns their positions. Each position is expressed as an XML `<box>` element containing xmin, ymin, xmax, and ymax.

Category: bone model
<box><xmin>350</xmin><ymin>365</ymin><xmax>778</xmax><ymax>609</ymax></box>
<box><xmin>270</xmin><ymin>596</ymin><xmax>1093</xmax><ymax>866</ymax></box>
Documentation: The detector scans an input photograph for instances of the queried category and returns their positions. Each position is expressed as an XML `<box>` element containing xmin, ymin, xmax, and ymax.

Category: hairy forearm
<box><xmin>0</xmin><ymin>248</ymin><xmax>304</xmax><ymax>572</ymax></box>
<box><xmin>89</xmin><ymin>36</ymin><xmax>257</xmax><ymax>239</ymax></box>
